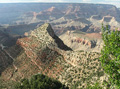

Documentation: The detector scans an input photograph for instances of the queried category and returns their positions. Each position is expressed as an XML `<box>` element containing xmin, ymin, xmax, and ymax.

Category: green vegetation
<box><xmin>71</xmin><ymin>82</ymin><xmax>102</xmax><ymax>89</ymax></box>
<box><xmin>86</xmin><ymin>82</ymin><xmax>102</xmax><ymax>89</ymax></box>
<box><xmin>0</xmin><ymin>77</ymin><xmax>17</xmax><ymax>89</ymax></box>
<box><xmin>100</xmin><ymin>25</ymin><xmax>120</xmax><ymax>88</ymax></box>
<box><xmin>14</xmin><ymin>74</ymin><xmax>69</xmax><ymax>89</ymax></box>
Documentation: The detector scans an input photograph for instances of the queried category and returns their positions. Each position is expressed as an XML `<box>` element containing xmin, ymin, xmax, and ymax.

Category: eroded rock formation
<box><xmin>0</xmin><ymin>23</ymin><xmax>109</xmax><ymax>89</ymax></box>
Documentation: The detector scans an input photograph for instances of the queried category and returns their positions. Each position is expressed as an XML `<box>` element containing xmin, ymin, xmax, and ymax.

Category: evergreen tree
<box><xmin>14</xmin><ymin>74</ymin><xmax>69</xmax><ymax>89</ymax></box>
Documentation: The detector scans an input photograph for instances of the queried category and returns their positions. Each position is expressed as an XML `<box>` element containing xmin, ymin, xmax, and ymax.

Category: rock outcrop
<box><xmin>0</xmin><ymin>23</ymin><xmax>108</xmax><ymax>89</ymax></box>
<box><xmin>60</xmin><ymin>30</ymin><xmax>103</xmax><ymax>52</ymax></box>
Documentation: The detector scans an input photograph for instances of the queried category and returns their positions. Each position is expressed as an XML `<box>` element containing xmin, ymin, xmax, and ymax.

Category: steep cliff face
<box><xmin>1</xmin><ymin>23</ymin><xmax>108</xmax><ymax>89</ymax></box>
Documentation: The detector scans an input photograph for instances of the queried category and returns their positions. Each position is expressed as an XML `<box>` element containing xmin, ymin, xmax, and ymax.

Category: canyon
<box><xmin>0</xmin><ymin>3</ymin><xmax>120</xmax><ymax>89</ymax></box>
<box><xmin>0</xmin><ymin>23</ymin><xmax>108</xmax><ymax>89</ymax></box>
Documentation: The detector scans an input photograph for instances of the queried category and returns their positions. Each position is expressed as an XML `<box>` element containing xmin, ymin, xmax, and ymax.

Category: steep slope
<box><xmin>0</xmin><ymin>48</ymin><xmax>13</xmax><ymax>75</ymax></box>
<box><xmin>1</xmin><ymin>23</ymin><xmax>71</xmax><ymax>81</ymax></box>
<box><xmin>0</xmin><ymin>30</ymin><xmax>22</xmax><ymax>76</ymax></box>
<box><xmin>1</xmin><ymin>23</ymin><xmax>108</xmax><ymax>89</ymax></box>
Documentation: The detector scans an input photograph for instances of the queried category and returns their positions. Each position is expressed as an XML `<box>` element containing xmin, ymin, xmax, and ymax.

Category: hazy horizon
<box><xmin>0</xmin><ymin>0</ymin><xmax>120</xmax><ymax>8</ymax></box>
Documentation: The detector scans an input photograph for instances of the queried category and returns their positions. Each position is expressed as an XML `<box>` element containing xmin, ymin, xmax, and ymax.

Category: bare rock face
<box><xmin>30</xmin><ymin>23</ymin><xmax>72</xmax><ymax>51</ymax></box>
<box><xmin>0</xmin><ymin>23</ymin><xmax>108</xmax><ymax>89</ymax></box>
<box><xmin>60</xmin><ymin>30</ymin><xmax>103</xmax><ymax>52</ymax></box>
<box><xmin>71</xmin><ymin>37</ymin><xmax>96</xmax><ymax>48</ymax></box>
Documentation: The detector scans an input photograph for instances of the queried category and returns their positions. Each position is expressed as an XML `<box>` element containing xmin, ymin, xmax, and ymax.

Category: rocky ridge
<box><xmin>0</xmin><ymin>23</ymin><xmax>109</xmax><ymax>89</ymax></box>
